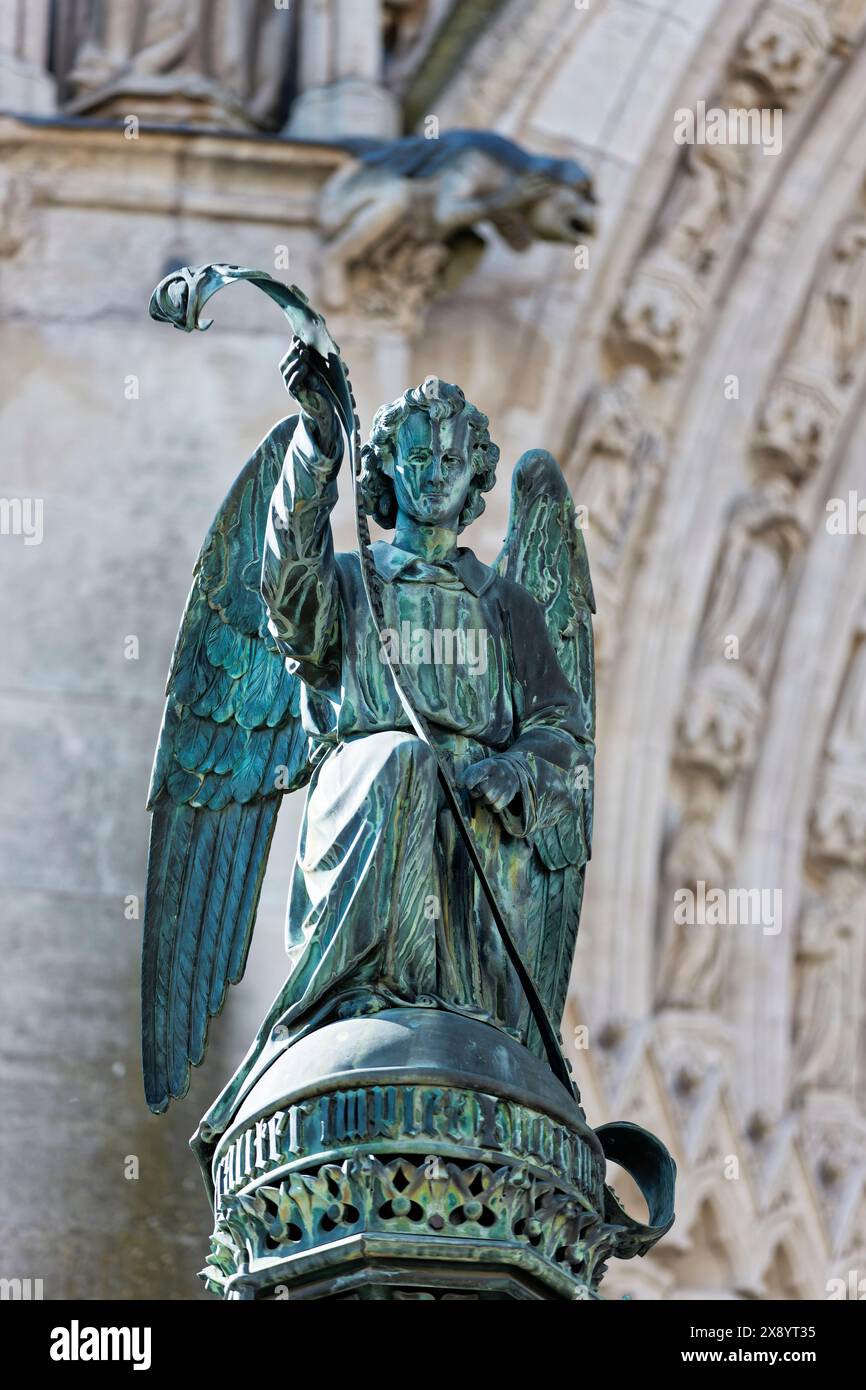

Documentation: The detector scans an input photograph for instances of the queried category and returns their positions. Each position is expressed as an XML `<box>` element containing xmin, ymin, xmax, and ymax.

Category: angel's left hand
<box><xmin>459</xmin><ymin>757</ymin><xmax>522</xmax><ymax>817</ymax></box>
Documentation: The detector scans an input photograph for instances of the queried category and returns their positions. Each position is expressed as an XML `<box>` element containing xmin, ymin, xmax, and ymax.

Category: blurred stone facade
<box><xmin>1</xmin><ymin>0</ymin><xmax>865</xmax><ymax>1300</ymax></box>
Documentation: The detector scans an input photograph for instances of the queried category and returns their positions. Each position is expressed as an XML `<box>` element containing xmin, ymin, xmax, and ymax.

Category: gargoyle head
<box><xmin>524</xmin><ymin>178</ymin><xmax>597</xmax><ymax>243</ymax></box>
<box><xmin>495</xmin><ymin>151</ymin><xmax>596</xmax><ymax>249</ymax></box>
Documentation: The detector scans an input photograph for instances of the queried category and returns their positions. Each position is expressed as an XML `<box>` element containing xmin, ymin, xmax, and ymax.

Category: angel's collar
<box><xmin>371</xmin><ymin>541</ymin><xmax>496</xmax><ymax>596</ymax></box>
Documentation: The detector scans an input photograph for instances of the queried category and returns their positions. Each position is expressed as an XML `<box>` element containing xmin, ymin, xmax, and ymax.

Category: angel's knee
<box><xmin>374</xmin><ymin>731</ymin><xmax>439</xmax><ymax>797</ymax></box>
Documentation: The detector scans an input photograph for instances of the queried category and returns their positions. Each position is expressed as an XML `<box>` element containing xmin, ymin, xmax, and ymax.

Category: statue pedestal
<box><xmin>198</xmin><ymin>1009</ymin><xmax>631</xmax><ymax>1300</ymax></box>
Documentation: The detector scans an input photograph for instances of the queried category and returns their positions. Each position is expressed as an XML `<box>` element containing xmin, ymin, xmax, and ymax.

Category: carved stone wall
<box><xmin>2</xmin><ymin>0</ymin><xmax>865</xmax><ymax>1299</ymax></box>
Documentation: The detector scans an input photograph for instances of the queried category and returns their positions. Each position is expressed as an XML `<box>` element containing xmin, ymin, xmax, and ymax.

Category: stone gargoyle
<box><xmin>317</xmin><ymin>128</ymin><xmax>597</xmax><ymax>314</ymax></box>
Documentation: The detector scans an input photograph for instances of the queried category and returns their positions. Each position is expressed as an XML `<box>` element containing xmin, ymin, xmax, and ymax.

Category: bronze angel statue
<box><xmin>142</xmin><ymin>266</ymin><xmax>596</xmax><ymax>1165</ymax></box>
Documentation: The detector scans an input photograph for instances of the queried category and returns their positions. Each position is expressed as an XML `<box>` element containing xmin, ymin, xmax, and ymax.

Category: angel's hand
<box><xmin>280</xmin><ymin>337</ymin><xmax>338</xmax><ymax>442</ymax></box>
<box><xmin>459</xmin><ymin>756</ymin><xmax>522</xmax><ymax>818</ymax></box>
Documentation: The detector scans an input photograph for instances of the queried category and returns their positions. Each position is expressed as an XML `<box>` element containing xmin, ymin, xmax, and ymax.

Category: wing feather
<box><xmin>496</xmin><ymin>447</ymin><xmax>595</xmax><ymax>709</ymax></box>
<box><xmin>142</xmin><ymin>803</ymin><xmax>196</xmax><ymax>1109</ymax></box>
<box><xmin>495</xmin><ymin>448</ymin><xmax>596</xmax><ymax>1022</ymax></box>
<box><xmin>228</xmin><ymin>802</ymin><xmax>276</xmax><ymax>984</ymax></box>
<box><xmin>142</xmin><ymin>415</ymin><xmax>313</xmax><ymax>1113</ymax></box>
<box><xmin>188</xmin><ymin>802</ymin><xmax>244</xmax><ymax>1065</ymax></box>
<box><xmin>206</xmin><ymin>799</ymin><xmax>269</xmax><ymax>1014</ymax></box>
<box><xmin>167</xmin><ymin>809</ymin><xmax>221</xmax><ymax>1096</ymax></box>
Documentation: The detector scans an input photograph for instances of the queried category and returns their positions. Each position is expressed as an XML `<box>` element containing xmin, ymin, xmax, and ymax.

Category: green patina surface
<box><xmin>142</xmin><ymin>264</ymin><xmax>675</xmax><ymax>1299</ymax></box>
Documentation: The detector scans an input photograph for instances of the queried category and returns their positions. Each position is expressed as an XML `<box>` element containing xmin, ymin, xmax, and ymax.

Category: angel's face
<box><xmin>392</xmin><ymin>410</ymin><xmax>473</xmax><ymax>529</ymax></box>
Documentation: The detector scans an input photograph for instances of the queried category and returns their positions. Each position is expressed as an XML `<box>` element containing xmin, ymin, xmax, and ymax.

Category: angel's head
<box><xmin>360</xmin><ymin>376</ymin><xmax>499</xmax><ymax>532</ymax></box>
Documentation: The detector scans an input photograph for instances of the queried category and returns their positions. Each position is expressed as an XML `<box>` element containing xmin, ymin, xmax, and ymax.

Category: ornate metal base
<box><xmin>197</xmin><ymin>1009</ymin><xmax>674</xmax><ymax>1300</ymax></box>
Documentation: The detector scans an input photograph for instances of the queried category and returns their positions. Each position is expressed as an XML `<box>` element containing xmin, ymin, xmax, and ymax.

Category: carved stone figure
<box><xmin>735</xmin><ymin>0</ymin><xmax>834</xmax><ymax>107</ymax></box>
<box><xmin>609</xmin><ymin>0</ymin><xmax>861</xmax><ymax>381</ymax></box>
<box><xmin>812</xmin><ymin>626</ymin><xmax>866</xmax><ymax>868</ymax></box>
<box><xmin>662</xmin><ymin>81</ymin><xmax>757</xmax><ymax>276</ymax></box>
<box><xmin>655</xmin><ymin>776</ymin><xmax>733</xmax><ymax>1012</ymax></box>
<box><xmin>755</xmin><ymin>213</ymin><xmax>866</xmax><ymax>478</ymax></box>
<box><xmin>679</xmin><ymin>478</ymin><xmax>803</xmax><ymax>782</ymax></box>
<box><xmin>141</xmin><ymin>263</ymin><xmax>674</xmax><ymax>1298</ymax></box>
<box><xmin>822</xmin><ymin>216</ymin><xmax>866</xmax><ymax>385</ymax></box>
<box><xmin>793</xmin><ymin>620</ymin><xmax>866</xmax><ymax>1099</ymax></box>
<box><xmin>612</xmin><ymin>78</ymin><xmax>757</xmax><ymax>375</ymax></box>
<box><xmin>567</xmin><ymin>366</ymin><xmax>662</xmax><ymax>670</ymax></box>
<box><xmin>317</xmin><ymin>130</ymin><xmax>596</xmax><ymax>314</ymax></box>
<box><xmin>62</xmin><ymin>0</ymin><xmax>296</xmax><ymax>129</ymax></box>
<box><xmin>656</xmin><ymin>480</ymin><xmax>803</xmax><ymax>1013</ymax></box>
<box><xmin>793</xmin><ymin>872</ymin><xmax>864</xmax><ymax>1096</ymax></box>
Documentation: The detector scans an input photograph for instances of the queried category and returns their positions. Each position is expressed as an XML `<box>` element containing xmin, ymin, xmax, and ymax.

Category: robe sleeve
<box><xmin>261</xmin><ymin>411</ymin><xmax>344</xmax><ymax>695</ymax></box>
<box><xmin>495</xmin><ymin>581</ymin><xmax>594</xmax><ymax>857</ymax></box>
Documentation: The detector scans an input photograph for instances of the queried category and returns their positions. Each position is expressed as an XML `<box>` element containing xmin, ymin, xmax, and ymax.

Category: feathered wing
<box><xmin>495</xmin><ymin>448</ymin><xmax>596</xmax><ymax>1023</ymax></box>
<box><xmin>142</xmin><ymin>415</ymin><xmax>313</xmax><ymax>1113</ymax></box>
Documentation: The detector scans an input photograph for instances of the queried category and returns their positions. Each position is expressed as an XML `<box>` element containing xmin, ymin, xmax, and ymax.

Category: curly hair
<box><xmin>359</xmin><ymin>376</ymin><xmax>499</xmax><ymax>531</ymax></box>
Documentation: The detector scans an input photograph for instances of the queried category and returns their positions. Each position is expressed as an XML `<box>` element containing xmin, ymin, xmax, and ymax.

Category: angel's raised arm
<box><xmin>261</xmin><ymin>346</ymin><xmax>344</xmax><ymax>696</ymax></box>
